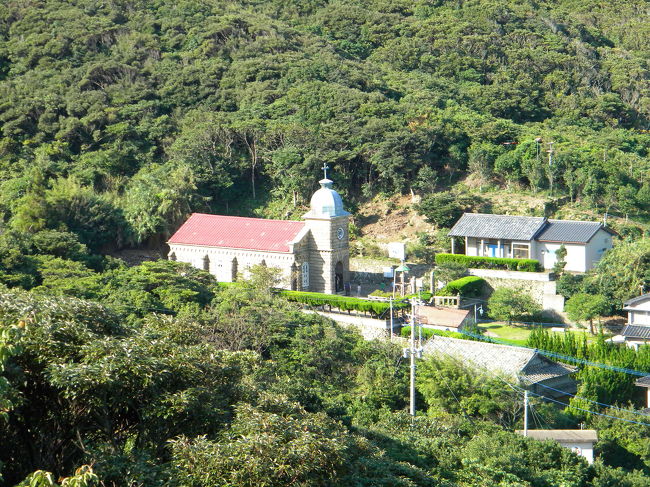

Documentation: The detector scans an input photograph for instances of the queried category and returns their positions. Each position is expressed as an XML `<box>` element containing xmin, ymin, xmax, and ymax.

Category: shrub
<box><xmin>438</xmin><ymin>276</ymin><xmax>485</xmax><ymax>297</ymax></box>
<box><xmin>487</xmin><ymin>288</ymin><xmax>541</xmax><ymax>324</ymax></box>
<box><xmin>400</xmin><ymin>326</ymin><xmax>436</xmax><ymax>339</ymax></box>
<box><xmin>278</xmin><ymin>290</ymin><xmax>409</xmax><ymax>317</ymax></box>
<box><xmin>435</xmin><ymin>253</ymin><xmax>541</xmax><ymax>272</ymax></box>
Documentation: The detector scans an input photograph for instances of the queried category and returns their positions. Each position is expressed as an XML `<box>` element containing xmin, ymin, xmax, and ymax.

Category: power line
<box><xmin>520</xmin><ymin>378</ymin><xmax>650</xmax><ymax>418</ymax></box>
<box><xmin>526</xmin><ymin>390</ymin><xmax>650</xmax><ymax>427</ymax></box>
<box><xmin>458</xmin><ymin>329</ymin><xmax>650</xmax><ymax>377</ymax></box>
<box><xmin>425</xmin><ymin>334</ymin><xmax>650</xmax><ymax>429</ymax></box>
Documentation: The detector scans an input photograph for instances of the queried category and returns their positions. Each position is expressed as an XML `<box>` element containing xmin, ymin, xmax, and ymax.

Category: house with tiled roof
<box><xmin>423</xmin><ymin>335</ymin><xmax>577</xmax><ymax>397</ymax></box>
<box><xmin>619</xmin><ymin>293</ymin><xmax>650</xmax><ymax>347</ymax></box>
<box><xmin>448</xmin><ymin>213</ymin><xmax>615</xmax><ymax>272</ymax></box>
<box><xmin>168</xmin><ymin>172</ymin><xmax>350</xmax><ymax>294</ymax></box>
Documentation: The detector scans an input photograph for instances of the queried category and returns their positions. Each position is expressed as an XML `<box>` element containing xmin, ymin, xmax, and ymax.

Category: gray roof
<box><xmin>621</xmin><ymin>325</ymin><xmax>650</xmax><ymax>339</ymax></box>
<box><xmin>516</xmin><ymin>430</ymin><xmax>598</xmax><ymax>442</ymax></box>
<box><xmin>448</xmin><ymin>213</ymin><xmax>546</xmax><ymax>240</ymax></box>
<box><xmin>624</xmin><ymin>293</ymin><xmax>650</xmax><ymax>309</ymax></box>
<box><xmin>422</xmin><ymin>336</ymin><xmax>576</xmax><ymax>384</ymax></box>
<box><xmin>635</xmin><ymin>376</ymin><xmax>650</xmax><ymax>388</ymax></box>
<box><xmin>536</xmin><ymin>220</ymin><xmax>612</xmax><ymax>243</ymax></box>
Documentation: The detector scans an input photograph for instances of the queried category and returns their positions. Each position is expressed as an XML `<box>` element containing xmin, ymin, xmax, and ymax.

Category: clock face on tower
<box><xmin>337</xmin><ymin>227</ymin><xmax>345</xmax><ymax>240</ymax></box>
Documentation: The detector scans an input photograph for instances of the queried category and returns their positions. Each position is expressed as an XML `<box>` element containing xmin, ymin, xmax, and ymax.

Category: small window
<box><xmin>302</xmin><ymin>262</ymin><xmax>309</xmax><ymax>289</ymax></box>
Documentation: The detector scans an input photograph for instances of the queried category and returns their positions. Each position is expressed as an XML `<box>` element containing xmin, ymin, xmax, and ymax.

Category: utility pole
<box><xmin>523</xmin><ymin>390</ymin><xmax>529</xmax><ymax>436</ymax></box>
<box><xmin>389</xmin><ymin>297</ymin><xmax>394</xmax><ymax>341</ymax></box>
<box><xmin>403</xmin><ymin>298</ymin><xmax>423</xmax><ymax>417</ymax></box>
<box><xmin>547</xmin><ymin>142</ymin><xmax>554</xmax><ymax>195</ymax></box>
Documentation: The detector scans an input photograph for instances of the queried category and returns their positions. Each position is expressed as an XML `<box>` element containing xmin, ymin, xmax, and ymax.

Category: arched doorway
<box><xmin>203</xmin><ymin>255</ymin><xmax>210</xmax><ymax>272</ymax></box>
<box><xmin>335</xmin><ymin>261</ymin><xmax>344</xmax><ymax>293</ymax></box>
<box><xmin>169</xmin><ymin>252</ymin><xmax>176</xmax><ymax>261</ymax></box>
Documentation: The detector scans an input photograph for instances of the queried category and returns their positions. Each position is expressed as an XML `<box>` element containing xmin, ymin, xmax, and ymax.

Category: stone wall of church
<box><xmin>303</xmin><ymin>214</ymin><xmax>350</xmax><ymax>294</ymax></box>
<box><xmin>168</xmin><ymin>243</ymin><xmax>308</xmax><ymax>290</ymax></box>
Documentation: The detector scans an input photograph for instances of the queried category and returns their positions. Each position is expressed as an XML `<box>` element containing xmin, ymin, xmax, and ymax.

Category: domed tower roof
<box><xmin>303</xmin><ymin>178</ymin><xmax>350</xmax><ymax>219</ymax></box>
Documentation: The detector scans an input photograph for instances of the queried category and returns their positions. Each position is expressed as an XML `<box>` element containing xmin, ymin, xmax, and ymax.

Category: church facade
<box><xmin>167</xmin><ymin>176</ymin><xmax>350</xmax><ymax>294</ymax></box>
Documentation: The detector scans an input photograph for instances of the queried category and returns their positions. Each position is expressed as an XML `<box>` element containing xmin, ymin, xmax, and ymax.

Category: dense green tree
<box><xmin>565</xmin><ymin>293</ymin><xmax>610</xmax><ymax>334</ymax></box>
<box><xmin>487</xmin><ymin>287</ymin><xmax>541</xmax><ymax>324</ymax></box>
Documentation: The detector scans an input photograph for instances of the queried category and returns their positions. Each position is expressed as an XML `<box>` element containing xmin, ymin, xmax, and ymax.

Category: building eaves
<box><xmin>635</xmin><ymin>376</ymin><xmax>650</xmax><ymax>388</ymax></box>
<box><xmin>624</xmin><ymin>293</ymin><xmax>650</xmax><ymax>308</ymax></box>
<box><xmin>621</xmin><ymin>325</ymin><xmax>650</xmax><ymax>340</ymax></box>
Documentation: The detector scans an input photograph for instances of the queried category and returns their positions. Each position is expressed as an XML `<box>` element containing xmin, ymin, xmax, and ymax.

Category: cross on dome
<box><xmin>321</xmin><ymin>163</ymin><xmax>329</xmax><ymax>180</ymax></box>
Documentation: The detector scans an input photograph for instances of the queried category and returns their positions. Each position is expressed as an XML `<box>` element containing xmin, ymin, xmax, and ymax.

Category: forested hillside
<box><xmin>0</xmin><ymin>0</ymin><xmax>649</xmax><ymax>250</ymax></box>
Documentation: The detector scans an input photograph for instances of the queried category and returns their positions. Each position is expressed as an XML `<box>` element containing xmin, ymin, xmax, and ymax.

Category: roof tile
<box><xmin>447</xmin><ymin>213</ymin><xmax>546</xmax><ymax>240</ymax></box>
<box><xmin>168</xmin><ymin>213</ymin><xmax>306</xmax><ymax>253</ymax></box>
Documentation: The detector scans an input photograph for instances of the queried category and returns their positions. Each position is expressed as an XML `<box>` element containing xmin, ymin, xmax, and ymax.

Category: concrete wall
<box><xmin>558</xmin><ymin>442</ymin><xmax>595</xmax><ymax>464</ymax></box>
<box><xmin>308</xmin><ymin>310</ymin><xmax>390</xmax><ymax>340</ymax></box>
<box><xmin>585</xmin><ymin>229</ymin><xmax>613</xmax><ymax>271</ymax></box>
<box><xmin>629</xmin><ymin>310</ymin><xmax>650</xmax><ymax>325</ymax></box>
<box><xmin>628</xmin><ymin>295</ymin><xmax>650</xmax><ymax>325</ymax></box>
<box><xmin>536</xmin><ymin>242</ymin><xmax>586</xmax><ymax>272</ymax></box>
<box><xmin>349</xmin><ymin>258</ymin><xmax>430</xmax><ymax>286</ymax></box>
<box><xmin>468</xmin><ymin>268</ymin><xmax>565</xmax><ymax>315</ymax></box>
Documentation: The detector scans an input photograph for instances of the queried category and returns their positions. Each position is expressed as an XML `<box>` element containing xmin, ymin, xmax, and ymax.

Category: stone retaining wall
<box><xmin>468</xmin><ymin>268</ymin><xmax>565</xmax><ymax>317</ymax></box>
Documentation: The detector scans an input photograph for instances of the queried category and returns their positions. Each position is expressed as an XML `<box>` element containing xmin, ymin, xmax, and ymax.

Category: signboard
<box><xmin>383</xmin><ymin>267</ymin><xmax>394</xmax><ymax>278</ymax></box>
<box><xmin>388</xmin><ymin>242</ymin><xmax>406</xmax><ymax>260</ymax></box>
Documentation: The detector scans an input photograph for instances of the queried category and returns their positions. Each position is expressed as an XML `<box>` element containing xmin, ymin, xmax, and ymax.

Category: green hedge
<box><xmin>400</xmin><ymin>326</ymin><xmax>436</xmax><ymax>339</ymax></box>
<box><xmin>435</xmin><ymin>253</ymin><xmax>541</xmax><ymax>272</ymax></box>
<box><xmin>400</xmin><ymin>327</ymin><xmax>466</xmax><ymax>340</ymax></box>
<box><xmin>278</xmin><ymin>290</ymin><xmax>409</xmax><ymax>317</ymax></box>
<box><xmin>439</xmin><ymin>276</ymin><xmax>485</xmax><ymax>297</ymax></box>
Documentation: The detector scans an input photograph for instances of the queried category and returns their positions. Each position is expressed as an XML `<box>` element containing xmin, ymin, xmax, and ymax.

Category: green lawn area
<box><xmin>479</xmin><ymin>323</ymin><xmax>533</xmax><ymax>346</ymax></box>
<box><xmin>479</xmin><ymin>323</ymin><xmax>595</xmax><ymax>347</ymax></box>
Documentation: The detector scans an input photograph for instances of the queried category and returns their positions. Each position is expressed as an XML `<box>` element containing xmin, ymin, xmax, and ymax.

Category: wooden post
<box><xmin>480</xmin><ymin>239</ymin><xmax>485</xmax><ymax>257</ymax></box>
<box><xmin>451</xmin><ymin>237</ymin><xmax>456</xmax><ymax>254</ymax></box>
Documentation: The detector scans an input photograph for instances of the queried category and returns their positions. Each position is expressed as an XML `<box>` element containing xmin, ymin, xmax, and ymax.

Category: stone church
<box><xmin>167</xmin><ymin>173</ymin><xmax>350</xmax><ymax>294</ymax></box>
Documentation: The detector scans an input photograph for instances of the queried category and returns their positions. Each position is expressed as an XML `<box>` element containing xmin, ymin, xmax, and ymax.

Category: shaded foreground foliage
<box><xmin>1</xmin><ymin>266</ymin><xmax>650</xmax><ymax>486</ymax></box>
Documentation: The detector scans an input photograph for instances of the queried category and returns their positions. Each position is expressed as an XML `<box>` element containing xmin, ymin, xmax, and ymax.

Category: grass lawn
<box><xmin>479</xmin><ymin>323</ymin><xmax>596</xmax><ymax>347</ymax></box>
<box><xmin>478</xmin><ymin>323</ymin><xmax>533</xmax><ymax>346</ymax></box>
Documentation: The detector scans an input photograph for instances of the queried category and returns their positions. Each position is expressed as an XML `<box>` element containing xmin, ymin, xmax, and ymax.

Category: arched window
<box><xmin>169</xmin><ymin>252</ymin><xmax>176</xmax><ymax>261</ymax></box>
<box><xmin>203</xmin><ymin>255</ymin><xmax>210</xmax><ymax>271</ymax></box>
<box><xmin>231</xmin><ymin>257</ymin><xmax>238</xmax><ymax>282</ymax></box>
<box><xmin>302</xmin><ymin>262</ymin><xmax>309</xmax><ymax>289</ymax></box>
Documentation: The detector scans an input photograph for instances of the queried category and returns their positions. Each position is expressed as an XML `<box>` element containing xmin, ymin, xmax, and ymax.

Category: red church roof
<box><xmin>168</xmin><ymin>213</ymin><xmax>306</xmax><ymax>253</ymax></box>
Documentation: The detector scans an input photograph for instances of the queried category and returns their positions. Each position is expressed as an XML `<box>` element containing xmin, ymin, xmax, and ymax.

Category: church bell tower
<box><xmin>303</xmin><ymin>165</ymin><xmax>350</xmax><ymax>294</ymax></box>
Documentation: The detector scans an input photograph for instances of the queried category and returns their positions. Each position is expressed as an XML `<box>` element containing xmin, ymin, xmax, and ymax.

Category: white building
<box><xmin>620</xmin><ymin>293</ymin><xmax>650</xmax><ymax>347</ymax></box>
<box><xmin>167</xmin><ymin>175</ymin><xmax>350</xmax><ymax>294</ymax></box>
<box><xmin>516</xmin><ymin>430</ymin><xmax>598</xmax><ymax>464</ymax></box>
<box><xmin>447</xmin><ymin>213</ymin><xmax>615</xmax><ymax>273</ymax></box>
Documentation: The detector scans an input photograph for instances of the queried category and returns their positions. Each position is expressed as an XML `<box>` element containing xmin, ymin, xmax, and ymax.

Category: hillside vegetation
<box><xmin>2</xmin><ymin>267</ymin><xmax>650</xmax><ymax>486</ymax></box>
<box><xmin>0</xmin><ymin>0</ymin><xmax>649</xmax><ymax>250</ymax></box>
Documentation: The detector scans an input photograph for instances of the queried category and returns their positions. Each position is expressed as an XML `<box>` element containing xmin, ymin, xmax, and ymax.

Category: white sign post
<box><xmin>388</xmin><ymin>242</ymin><xmax>406</xmax><ymax>261</ymax></box>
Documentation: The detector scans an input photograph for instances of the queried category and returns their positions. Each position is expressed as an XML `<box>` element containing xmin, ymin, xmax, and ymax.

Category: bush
<box><xmin>438</xmin><ymin>276</ymin><xmax>485</xmax><ymax>297</ymax></box>
<box><xmin>400</xmin><ymin>326</ymin><xmax>436</xmax><ymax>339</ymax></box>
<box><xmin>435</xmin><ymin>253</ymin><xmax>541</xmax><ymax>272</ymax></box>
<box><xmin>278</xmin><ymin>290</ymin><xmax>409</xmax><ymax>317</ymax></box>
<box><xmin>435</xmin><ymin>261</ymin><xmax>468</xmax><ymax>284</ymax></box>
<box><xmin>487</xmin><ymin>288</ymin><xmax>541</xmax><ymax>324</ymax></box>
